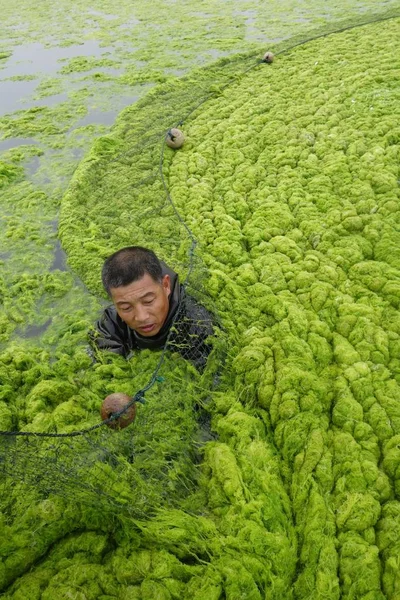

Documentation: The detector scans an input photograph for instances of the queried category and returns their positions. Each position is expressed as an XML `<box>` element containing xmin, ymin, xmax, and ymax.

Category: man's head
<box><xmin>102</xmin><ymin>246</ymin><xmax>171</xmax><ymax>337</ymax></box>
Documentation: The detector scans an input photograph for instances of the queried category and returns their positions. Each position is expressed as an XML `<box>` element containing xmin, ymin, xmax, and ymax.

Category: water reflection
<box><xmin>0</xmin><ymin>40</ymin><xmax>115</xmax><ymax>117</ymax></box>
<box><xmin>0</xmin><ymin>137</ymin><xmax>38</xmax><ymax>151</ymax></box>
<box><xmin>18</xmin><ymin>318</ymin><xmax>53</xmax><ymax>339</ymax></box>
<box><xmin>73</xmin><ymin>109</ymin><xmax>119</xmax><ymax>128</ymax></box>
<box><xmin>50</xmin><ymin>239</ymin><xmax>67</xmax><ymax>272</ymax></box>
<box><xmin>0</xmin><ymin>40</ymin><xmax>115</xmax><ymax>79</ymax></box>
<box><xmin>0</xmin><ymin>79</ymin><xmax>39</xmax><ymax>115</ymax></box>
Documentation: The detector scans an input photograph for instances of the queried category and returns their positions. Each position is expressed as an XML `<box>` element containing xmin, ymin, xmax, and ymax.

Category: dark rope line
<box><xmin>158</xmin><ymin>135</ymin><xmax>197</xmax><ymax>256</ymax></box>
<box><xmin>1</xmin><ymin>10</ymin><xmax>398</xmax><ymax>441</ymax></box>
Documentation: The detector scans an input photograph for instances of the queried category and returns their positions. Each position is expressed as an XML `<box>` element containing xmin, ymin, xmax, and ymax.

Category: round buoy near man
<box><xmin>101</xmin><ymin>393</ymin><xmax>137</xmax><ymax>429</ymax></box>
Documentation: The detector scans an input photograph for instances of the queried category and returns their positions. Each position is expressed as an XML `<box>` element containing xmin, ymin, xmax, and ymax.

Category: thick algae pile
<box><xmin>167</xmin><ymin>19</ymin><xmax>400</xmax><ymax>597</ymax></box>
<box><xmin>55</xmin><ymin>16</ymin><xmax>400</xmax><ymax>599</ymax></box>
<box><xmin>1</xmin><ymin>347</ymin><xmax>296</xmax><ymax>597</ymax></box>
<box><xmin>2</xmin><ymin>9</ymin><xmax>400</xmax><ymax>600</ymax></box>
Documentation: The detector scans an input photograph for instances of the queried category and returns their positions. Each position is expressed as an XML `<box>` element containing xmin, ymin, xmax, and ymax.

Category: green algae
<box><xmin>59</xmin><ymin>55</ymin><xmax>117</xmax><ymax>74</ymax></box>
<box><xmin>5</xmin><ymin>74</ymin><xmax>38</xmax><ymax>82</ymax></box>
<box><xmin>1</xmin><ymin>341</ymin><xmax>297</xmax><ymax>598</ymax></box>
<box><xmin>0</xmin><ymin>161</ymin><xmax>101</xmax><ymax>347</ymax></box>
<box><xmin>2</xmin><ymin>2</ymin><xmax>400</xmax><ymax>599</ymax></box>
<box><xmin>2</xmin><ymin>2</ymin><xmax>400</xmax><ymax>352</ymax></box>
<box><xmin>1</xmin><ymin>144</ymin><xmax>44</xmax><ymax>163</ymax></box>
<box><xmin>0</xmin><ymin>103</ymin><xmax>87</xmax><ymax>140</ymax></box>
<box><xmin>0</xmin><ymin>161</ymin><xmax>23</xmax><ymax>188</ymax></box>
<box><xmin>33</xmin><ymin>77</ymin><xmax>65</xmax><ymax>99</ymax></box>
<box><xmin>166</xmin><ymin>19</ymin><xmax>400</xmax><ymax>598</ymax></box>
<box><xmin>54</xmin><ymin>15</ymin><xmax>400</xmax><ymax>599</ymax></box>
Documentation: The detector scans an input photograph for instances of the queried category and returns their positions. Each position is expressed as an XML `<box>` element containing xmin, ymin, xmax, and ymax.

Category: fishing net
<box><xmin>1</xmin><ymin>6</ymin><xmax>400</xmax><ymax>599</ymax></box>
<box><xmin>1</xmin><ymin>365</ymin><xmax>203</xmax><ymax>518</ymax></box>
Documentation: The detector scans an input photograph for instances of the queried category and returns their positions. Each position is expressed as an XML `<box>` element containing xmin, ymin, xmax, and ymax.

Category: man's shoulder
<box><xmin>90</xmin><ymin>304</ymin><xmax>134</xmax><ymax>357</ymax></box>
<box><xmin>100</xmin><ymin>304</ymin><xmax>121</xmax><ymax>325</ymax></box>
<box><xmin>182</xmin><ymin>291</ymin><xmax>212</xmax><ymax>316</ymax></box>
<box><xmin>97</xmin><ymin>304</ymin><xmax>130</xmax><ymax>338</ymax></box>
<box><xmin>179</xmin><ymin>291</ymin><xmax>215</xmax><ymax>333</ymax></box>
<box><xmin>170</xmin><ymin>290</ymin><xmax>218</xmax><ymax>370</ymax></box>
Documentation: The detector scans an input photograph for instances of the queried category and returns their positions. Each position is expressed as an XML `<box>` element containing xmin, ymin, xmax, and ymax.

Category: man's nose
<box><xmin>135</xmin><ymin>305</ymin><xmax>149</xmax><ymax>323</ymax></box>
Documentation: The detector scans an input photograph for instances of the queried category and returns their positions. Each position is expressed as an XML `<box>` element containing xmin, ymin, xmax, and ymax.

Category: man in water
<box><xmin>90</xmin><ymin>246</ymin><xmax>215</xmax><ymax>369</ymax></box>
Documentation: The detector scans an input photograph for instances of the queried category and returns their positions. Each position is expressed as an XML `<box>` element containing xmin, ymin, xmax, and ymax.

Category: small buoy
<box><xmin>262</xmin><ymin>51</ymin><xmax>274</xmax><ymax>64</ymax></box>
<box><xmin>101</xmin><ymin>393</ymin><xmax>136</xmax><ymax>430</ymax></box>
<box><xmin>166</xmin><ymin>128</ymin><xmax>185</xmax><ymax>149</ymax></box>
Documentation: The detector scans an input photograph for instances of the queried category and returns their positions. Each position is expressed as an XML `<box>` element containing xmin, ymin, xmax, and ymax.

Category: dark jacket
<box><xmin>90</xmin><ymin>263</ymin><xmax>215</xmax><ymax>370</ymax></box>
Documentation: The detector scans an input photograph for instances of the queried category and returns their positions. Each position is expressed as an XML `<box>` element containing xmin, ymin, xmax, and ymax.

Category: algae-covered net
<box><xmin>0</xmin><ymin>358</ymin><xmax>209</xmax><ymax>518</ymax></box>
<box><xmin>2</xmin><ymin>7</ymin><xmax>400</xmax><ymax>599</ymax></box>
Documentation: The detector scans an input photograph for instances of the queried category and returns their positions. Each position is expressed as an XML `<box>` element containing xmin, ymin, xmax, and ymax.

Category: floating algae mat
<box><xmin>2</xmin><ymin>15</ymin><xmax>400</xmax><ymax>600</ymax></box>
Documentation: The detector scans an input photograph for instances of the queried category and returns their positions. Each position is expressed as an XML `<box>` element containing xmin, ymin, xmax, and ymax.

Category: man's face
<box><xmin>110</xmin><ymin>273</ymin><xmax>171</xmax><ymax>337</ymax></box>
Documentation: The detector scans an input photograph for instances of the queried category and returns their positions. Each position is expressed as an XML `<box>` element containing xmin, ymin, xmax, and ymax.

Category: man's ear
<box><xmin>162</xmin><ymin>274</ymin><xmax>171</xmax><ymax>297</ymax></box>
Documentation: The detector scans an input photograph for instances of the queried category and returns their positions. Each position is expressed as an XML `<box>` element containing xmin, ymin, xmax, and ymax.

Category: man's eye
<box><xmin>143</xmin><ymin>300</ymin><xmax>154</xmax><ymax>306</ymax></box>
<box><xmin>121</xmin><ymin>306</ymin><xmax>132</xmax><ymax>312</ymax></box>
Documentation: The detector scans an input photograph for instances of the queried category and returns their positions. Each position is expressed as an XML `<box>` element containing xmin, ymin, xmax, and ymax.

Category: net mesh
<box><xmin>1</xmin><ymin>365</ymin><xmax>208</xmax><ymax>519</ymax></box>
<box><xmin>1</xmin><ymin>7</ymin><xmax>400</xmax><ymax>598</ymax></box>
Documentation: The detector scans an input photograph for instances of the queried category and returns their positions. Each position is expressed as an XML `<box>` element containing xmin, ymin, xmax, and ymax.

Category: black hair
<box><xmin>101</xmin><ymin>246</ymin><xmax>163</xmax><ymax>296</ymax></box>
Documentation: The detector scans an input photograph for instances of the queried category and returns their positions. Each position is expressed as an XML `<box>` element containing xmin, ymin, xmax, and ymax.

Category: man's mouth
<box><xmin>138</xmin><ymin>324</ymin><xmax>156</xmax><ymax>333</ymax></box>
